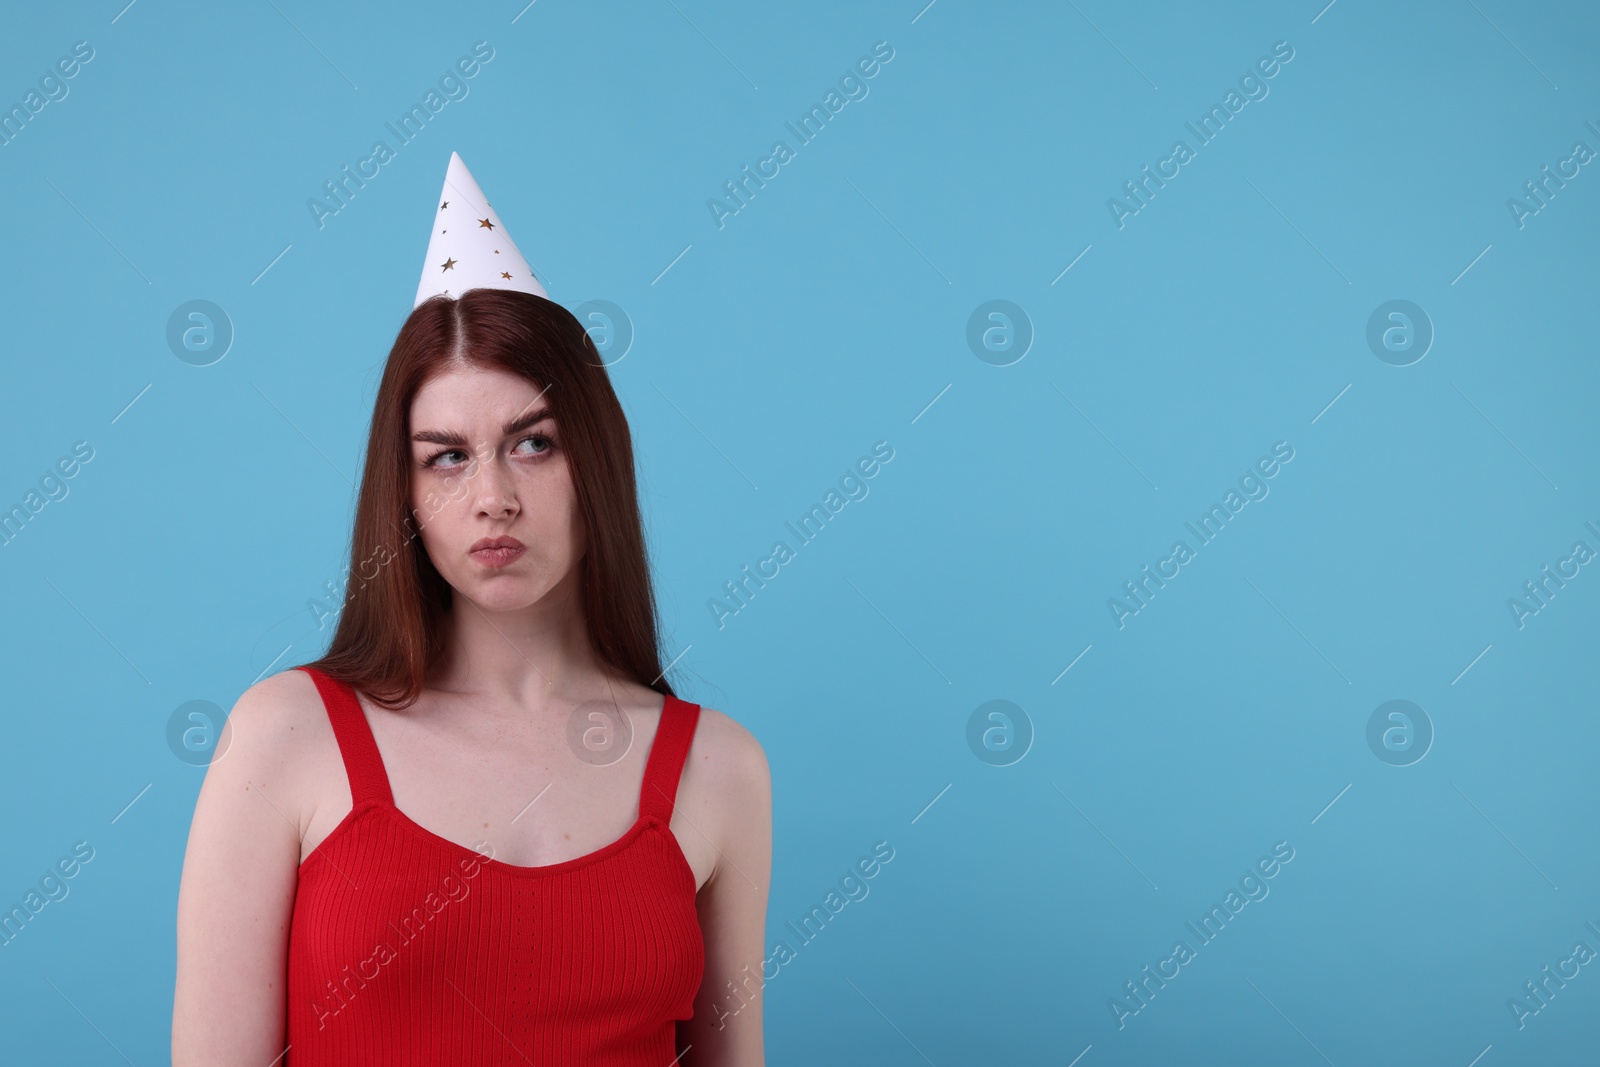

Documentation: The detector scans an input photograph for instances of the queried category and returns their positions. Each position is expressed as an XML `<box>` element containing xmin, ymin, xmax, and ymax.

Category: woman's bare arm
<box><xmin>172</xmin><ymin>670</ymin><xmax>313</xmax><ymax>1066</ymax></box>
<box><xmin>680</xmin><ymin>711</ymin><xmax>773</xmax><ymax>1066</ymax></box>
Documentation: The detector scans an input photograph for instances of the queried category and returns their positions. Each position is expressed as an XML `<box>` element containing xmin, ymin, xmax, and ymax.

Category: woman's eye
<box><xmin>424</xmin><ymin>449</ymin><xmax>466</xmax><ymax>469</ymax></box>
<box><xmin>516</xmin><ymin>434</ymin><xmax>554</xmax><ymax>456</ymax></box>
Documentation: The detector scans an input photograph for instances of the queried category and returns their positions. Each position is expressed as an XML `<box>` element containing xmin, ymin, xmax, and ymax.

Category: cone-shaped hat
<box><xmin>413</xmin><ymin>151</ymin><xmax>547</xmax><ymax>307</ymax></box>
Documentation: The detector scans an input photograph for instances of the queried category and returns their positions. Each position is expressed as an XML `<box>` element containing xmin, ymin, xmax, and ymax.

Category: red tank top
<box><xmin>284</xmin><ymin>666</ymin><xmax>705</xmax><ymax>1065</ymax></box>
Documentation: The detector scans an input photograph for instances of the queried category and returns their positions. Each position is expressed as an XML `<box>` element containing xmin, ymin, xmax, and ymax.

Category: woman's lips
<box><xmin>471</xmin><ymin>545</ymin><xmax>524</xmax><ymax>567</ymax></box>
<box><xmin>469</xmin><ymin>537</ymin><xmax>526</xmax><ymax>568</ymax></box>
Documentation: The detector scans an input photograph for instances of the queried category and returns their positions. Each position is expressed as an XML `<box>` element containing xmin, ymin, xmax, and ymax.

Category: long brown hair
<box><xmin>299</xmin><ymin>287</ymin><xmax>673</xmax><ymax>709</ymax></box>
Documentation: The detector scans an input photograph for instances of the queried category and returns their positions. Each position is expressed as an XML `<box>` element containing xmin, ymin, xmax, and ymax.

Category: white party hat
<box><xmin>413</xmin><ymin>151</ymin><xmax>548</xmax><ymax>308</ymax></box>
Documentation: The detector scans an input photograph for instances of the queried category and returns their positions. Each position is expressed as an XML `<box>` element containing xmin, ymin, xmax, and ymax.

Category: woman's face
<box><xmin>408</xmin><ymin>363</ymin><xmax>585</xmax><ymax>613</ymax></box>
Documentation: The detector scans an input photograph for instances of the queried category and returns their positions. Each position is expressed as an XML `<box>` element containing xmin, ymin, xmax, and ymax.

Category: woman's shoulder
<box><xmin>229</xmin><ymin>667</ymin><xmax>334</xmax><ymax>746</ymax></box>
<box><xmin>679</xmin><ymin>699</ymin><xmax>770</xmax><ymax>804</ymax></box>
<box><xmin>202</xmin><ymin>668</ymin><xmax>340</xmax><ymax>806</ymax></box>
<box><xmin>672</xmin><ymin>699</ymin><xmax>771</xmax><ymax>888</ymax></box>
<box><xmin>183</xmin><ymin>669</ymin><xmax>341</xmax><ymax>885</ymax></box>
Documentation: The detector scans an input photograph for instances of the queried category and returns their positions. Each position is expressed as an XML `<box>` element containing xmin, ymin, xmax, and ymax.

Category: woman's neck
<box><xmin>429</xmin><ymin>583</ymin><xmax>614</xmax><ymax>714</ymax></box>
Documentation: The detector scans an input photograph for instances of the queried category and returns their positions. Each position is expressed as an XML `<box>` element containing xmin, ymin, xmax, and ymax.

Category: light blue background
<box><xmin>2</xmin><ymin>1</ymin><xmax>1597</xmax><ymax>1063</ymax></box>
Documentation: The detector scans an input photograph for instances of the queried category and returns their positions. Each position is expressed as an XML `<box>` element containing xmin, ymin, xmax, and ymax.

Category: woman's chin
<box><xmin>459</xmin><ymin>576</ymin><xmax>545</xmax><ymax>612</ymax></box>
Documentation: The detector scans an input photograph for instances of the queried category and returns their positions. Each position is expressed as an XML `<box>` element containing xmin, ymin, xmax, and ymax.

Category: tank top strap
<box><xmin>296</xmin><ymin>666</ymin><xmax>394</xmax><ymax>808</ymax></box>
<box><xmin>639</xmin><ymin>694</ymin><xmax>700</xmax><ymax>825</ymax></box>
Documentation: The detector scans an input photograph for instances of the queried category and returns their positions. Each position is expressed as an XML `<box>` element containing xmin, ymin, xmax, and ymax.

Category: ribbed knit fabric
<box><xmin>284</xmin><ymin>665</ymin><xmax>705</xmax><ymax>1065</ymax></box>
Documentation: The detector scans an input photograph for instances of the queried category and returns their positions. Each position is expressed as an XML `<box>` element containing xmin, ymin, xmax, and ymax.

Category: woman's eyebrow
<box><xmin>412</xmin><ymin>407</ymin><xmax>552</xmax><ymax>447</ymax></box>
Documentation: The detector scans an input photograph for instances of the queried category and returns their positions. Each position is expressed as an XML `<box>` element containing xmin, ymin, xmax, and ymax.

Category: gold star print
<box><xmin>501</xmin><ymin>271</ymin><xmax>512</xmax><ymax>279</ymax></box>
<box><xmin>478</xmin><ymin>218</ymin><xmax>494</xmax><ymax>230</ymax></box>
<box><xmin>440</xmin><ymin>257</ymin><xmax>457</xmax><ymax>272</ymax></box>
<box><xmin>440</xmin><ymin>201</ymin><xmax>448</xmax><ymax>209</ymax></box>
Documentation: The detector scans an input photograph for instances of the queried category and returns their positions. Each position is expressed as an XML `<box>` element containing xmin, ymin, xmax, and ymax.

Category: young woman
<box><xmin>172</xmin><ymin>285</ymin><xmax>771</xmax><ymax>1065</ymax></box>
